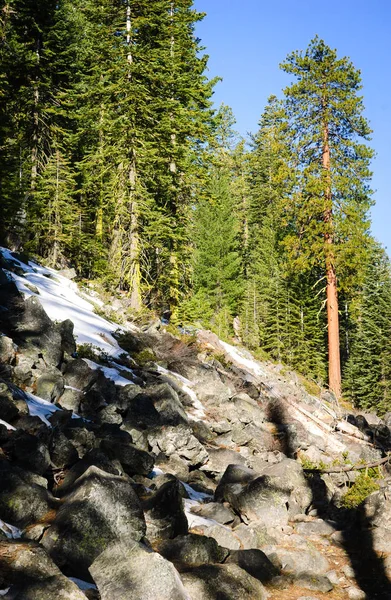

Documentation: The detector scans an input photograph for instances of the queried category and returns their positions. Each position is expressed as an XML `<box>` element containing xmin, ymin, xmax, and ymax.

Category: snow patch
<box><xmin>184</xmin><ymin>499</ymin><xmax>225</xmax><ymax>530</ymax></box>
<box><xmin>0</xmin><ymin>419</ymin><xmax>15</xmax><ymax>431</ymax></box>
<box><xmin>149</xmin><ymin>467</ymin><xmax>165</xmax><ymax>479</ymax></box>
<box><xmin>220</xmin><ymin>340</ymin><xmax>266</xmax><ymax>378</ymax></box>
<box><xmin>0</xmin><ymin>519</ymin><xmax>22</xmax><ymax>539</ymax></box>
<box><xmin>83</xmin><ymin>359</ymin><xmax>135</xmax><ymax>387</ymax></box>
<box><xmin>25</xmin><ymin>392</ymin><xmax>62</xmax><ymax>426</ymax></box>
<box><xmin>156</xmin><ymin>365</ymin><xmax>206</xmax><ymax>420</ymax></box>
<box><xmin>68</xmin><ymin>578</ymin><xmax>98</xmax><ymax>591</ymax></box>
<box><xmin>24</xmin><ymin>391</ymin><xmax>80</xmax><ymax>426</ymax></box>
<box><xmin>1</xmin><ymin>248</ymin><xmax>127</xmax><ymax>358</ymax></box>
<box><xmin>181</xmin><ymin>481</ymin><xmax>212</xmax><ymax>502</ymax></box>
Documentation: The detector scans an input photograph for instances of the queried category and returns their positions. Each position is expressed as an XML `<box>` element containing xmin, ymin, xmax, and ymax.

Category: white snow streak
<box><xmin>0</xmin><ymin>419</ymin><xmax>15</xmax><ymax>431</ymax></box>
<box><xmin>82</xmin><ymin>359</ymin><xmax>135</xmax><ymax>387</ymax></box>
<box><xmin>220</xmin><ymin>340</ymin><xmax>266</xmax><ymax>378</ymax></box>
<box><xmin>156</xmin><ymin>365</ymin><xmax>206</xmax><ymax>420</ymax></box>
<box><xmin>0</xmin><ymin>519</ymin><xmax>22</xmax><ymax>539</ymax></box>
<box><xmin>1</xmin><ymin>248</ymin><xmax>126</xmax><ymax>358</ymax></box>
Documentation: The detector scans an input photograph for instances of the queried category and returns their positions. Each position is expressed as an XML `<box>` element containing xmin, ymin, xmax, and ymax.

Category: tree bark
<box><xmin>323</xmin><ymin>121</ymin><xmax>341</xmax><ymax>398</ymax></box>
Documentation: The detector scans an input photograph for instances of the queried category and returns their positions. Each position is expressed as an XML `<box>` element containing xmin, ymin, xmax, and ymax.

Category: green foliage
<box><xmin>343</xmin><ymin>245</ymin><xmax>391</xmax><ymax>413</ymax></box>
<box><xmin>341</xmin><ymin>469</ymin><xmax>380</xmax><ymax>509</ymax></box>
<box><xmin>76</xmin><ymin>343</ymin><xmax>100</xmax><ymax>360</ymax></box>
<box><xmin>132</xmin><ymin>348</ymin><xmax>156</xmax><ymax>366</ymax></box>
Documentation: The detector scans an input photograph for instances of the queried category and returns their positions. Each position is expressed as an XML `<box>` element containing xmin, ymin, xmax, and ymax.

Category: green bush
<box><xmin>341</xmin><ymin>469</ymin><xmax>380</xmax><ymax>509</ymax></box>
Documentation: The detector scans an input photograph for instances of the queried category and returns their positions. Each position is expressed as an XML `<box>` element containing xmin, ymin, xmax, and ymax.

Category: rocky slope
<box><xmin>1</xmin><ymin>248</ymin><xmax>391</xmax><ymax>599</ymax></box>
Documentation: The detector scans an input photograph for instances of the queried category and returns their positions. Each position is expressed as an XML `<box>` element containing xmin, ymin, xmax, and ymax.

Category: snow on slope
<box><xmin>0</xmin><ymin>248</ymin><xmax>206</xmax><ymax>420</ymax></box>
<box><xmin>1</xmin><ymin>247</ymin><xmax>130</xmax><ymax>358</ymax></box>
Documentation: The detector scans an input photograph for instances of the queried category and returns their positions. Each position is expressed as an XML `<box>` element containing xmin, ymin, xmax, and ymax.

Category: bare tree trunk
<box><xmin>323</xmin><ymin>122</ymin><xmax>341</xmax><ymax>398</ymax></box>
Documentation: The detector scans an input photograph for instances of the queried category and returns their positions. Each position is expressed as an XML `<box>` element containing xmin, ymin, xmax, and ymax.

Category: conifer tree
<box><xmin>280</xmin><ymin>37</ymin><xmax>374</xmax><ymax>397</ymax></box>
<box><xmin>344</xmin><ymin>245</ymin><xmax>391</xmax><ymax>413</ymax></box>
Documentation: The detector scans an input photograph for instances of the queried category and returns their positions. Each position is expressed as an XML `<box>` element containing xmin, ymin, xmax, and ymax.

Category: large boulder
<box><xmin>2</xmin><ymin>430</ymin><xmax>51</xmax><ymax>476</ymax></box>
<box><xmin>229</xmin><ymin>459</ymin><xmax>311</xmax><ymax>526</ymax></box>
<box><xmin>0</xmin><ymin>541</ymin><xmax>86</xmax><ymax>599</ymax></box>
<box><xmin>157</xmin><ymin>533</ymin><xmax>229</xmax><ymax>568</ymax></box>
<box><xmin>35</xmin><ymin>369</ymin><xmax>64</xmax><ymax>403</ymax></box>
<box><xmin>181</xmin><ymin>563</ymin><xmax>267</xmax><ymax>600</ymax></box>
<box><xmin>63</xmin><ymin>359</ymin><xmax>99</xmax><ymax>391</ymax></box>
<box><xmin>146</xmin><ymin>383</ymin><xmax>189</xmax><ymax>425</ymax></box>
<box><xmin>53</xmin><ymin>449</ymin><xmax>123</xmax><ymax>497</ymax></box>
<box><xmin>148</xmin><ymin>425</ymin><xmax>208</xmax><ymax>467</ymax></box>
<box><xmin>89</xmin><ymin>540</ymin><xmax>189</xmax><ymax>600</ymax></box>
<box><xmin>143</xmin><ymin>479</ymin><xmax>188</xmax><ymax>542</ymax></box>
<box><xmin>215</xmin><ymin>464</ymin><xmax>256</xmax><ymax>503</ymax></box>
<box><xmin>0</xmin><ymin>335</ymin><xmax>15</xmax><ymax>365</ymax></box>
<box><xmin>0</xmin><ymin>383</ymin><xmax>19</xmax><ymax>423</ymax></box>
<box><xmin>226</xmin><ymin>549</ymin><xmax>279</xmax><ymax>582</ymax></box>
<box><xmin>42</xmin><ymin>466</ymin><xmax>146</xmax><ymax>578</ymax></box>
<box><xmin>100</xmin><ymin>437</ymin><xmax>154</xmax><ymax>476</ymax></box>
<box><xmin>200</xmin><ymin>449</ymin><xmax>246</xmax><ymax>479</ymax></box>
<box><xmin>12</xmin><ymin>296</ymin><xmax>63</xmax><ymax>367</ymax></box>
<box><xmin>0</xmin><ymin>460</ymin><xmax>51</xmax><ymax>528</ymax></box>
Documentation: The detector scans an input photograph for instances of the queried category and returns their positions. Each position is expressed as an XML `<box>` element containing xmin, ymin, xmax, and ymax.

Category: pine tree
<box><xmin>280</xmin><ymin>37</ymin><xmax>374</xmax><ymax>397</ymax></box>
<box><xmin>344</xmin><ymin>245</ymin><xmax>391</xmax><ymax>413</ymax></box>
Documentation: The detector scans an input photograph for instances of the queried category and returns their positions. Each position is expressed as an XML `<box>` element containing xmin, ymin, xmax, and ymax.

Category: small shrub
<box><xmin>76</xmin><ymin>343</ymin><xmax>100</xmax><ymax>360</ymax></box>
<box><xmin>133</xmin><ymin>348</ymin><xmax>156</xmax><ymax>365</ymax></box>
<box><xmin>341</xmin><ymin>468</ymin><xmax>380</xmax><ymax>509</ymax></box>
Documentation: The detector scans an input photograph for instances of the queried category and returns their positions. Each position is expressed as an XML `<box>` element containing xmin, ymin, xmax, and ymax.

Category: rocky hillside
<box><xmin>1</xmin><ymin>248</ymin><xmax>391</xmax><ymax>600</ymax></box>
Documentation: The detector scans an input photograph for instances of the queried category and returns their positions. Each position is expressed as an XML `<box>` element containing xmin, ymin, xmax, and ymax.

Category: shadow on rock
<box><xmin>269</xmin><ymin>401</ymin><xmax>391</xmax><ymax>600</ymax></box>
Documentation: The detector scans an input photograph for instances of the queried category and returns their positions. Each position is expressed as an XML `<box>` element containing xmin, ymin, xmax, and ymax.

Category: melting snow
<box><xmin>68</xmin><ymin>578</ymin><xmax>98</xmax><ymax>591</ymax></box>
<box><xmin>25</xmin><ymin>392</ymin><xmax>62</xmax><ymax>426</ymax></box>
<box><xmin>0</xmin><ymin>589</ymin><xmax>10</xmax><ymax>597</ymax></box>
<box><xmin>24</xmin><ymin>391</ymin><xmax>81</xmax><ymax>427</ymax></box>
<box><xmin>83</xmin><ymin>359</ymin><xmax>135</xmax><ymax>387</ymax></box>
<box><xmin>220</xmin><ymin>340</ymin><xmax>266</xmax><ymax>379</ymax></box>
<box><xmin>181</xmin><ymin>481</ymin><xmax>212</xmax><ymax>502</ymax></box>
<box><xmin>156</xmin><ymin>365</ymin><xmax>206</xmax><ymax>420</ymax></box>
<box><xmin>149</xmin><ymin>467</ymin><xmax>165</xmax><ymax>478</ymax></box>
<box><xmin>0</xmin><ymin>519</ymin><xmax>22</xmax><ymax>539</ymax></box>
<box><xmin>0</xmin><ymin>419</ymin><xmax>15</xmax><ymax>431</ymax></box>
<box><xmin>1</xmin><ymin>247</ymin><xmax>128</xmax><ymax>358</ymax></box>
<box><xmin>184</xmin><ymin>499</ymin><xmax>227</xmax><ymax>531</ymax></box>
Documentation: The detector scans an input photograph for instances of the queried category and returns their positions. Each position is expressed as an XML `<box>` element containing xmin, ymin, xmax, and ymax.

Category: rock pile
<box><xmin>1</xmin><ymin>251</ymin><xmax>391</xmax><ymax>599</ymax></box>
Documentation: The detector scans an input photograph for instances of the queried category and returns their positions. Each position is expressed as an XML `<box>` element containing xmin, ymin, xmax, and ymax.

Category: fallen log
<box><xmin>303</xmin><ymin>454</ymin><xmax>390</xmax><ymax>474</ymax></box>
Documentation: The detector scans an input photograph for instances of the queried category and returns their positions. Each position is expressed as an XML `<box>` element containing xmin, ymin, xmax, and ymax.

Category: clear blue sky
<box><xmin>194</xmin><ymin>0</ymin><xmax>391</xmax><ymax>253</ymax></box>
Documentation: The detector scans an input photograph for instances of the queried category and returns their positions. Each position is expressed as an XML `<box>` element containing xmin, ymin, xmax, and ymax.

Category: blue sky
<box><xmin>193</xmin><ymin>0</ymin><xmax>391</xmax><ymax>253</ymax></box>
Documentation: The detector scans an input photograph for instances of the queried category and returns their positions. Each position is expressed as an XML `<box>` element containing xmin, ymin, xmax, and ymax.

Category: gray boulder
<box><xmin>0</xmin><ymin>383</ymin><xmax>19</xmax><ymax>423</ymax></box>
<box><xmin>226</xmin><ymin>549</ymin><xmax>279</xmax><ymax>582</ymax></box>
<box><xmin>272</xmin><ymin>545</ymin><xmax>330</xmax><ymax>576</ymax></box>
<box><xmin>148</xmin><ymin>425</ymin><xmax>208</xmax><ymax>467</ymax></box>
<box><xmin>230</xmin><ymin>459</ymin><xmax>311</xmax><ymax>526</ymax></box>
<box><xmin>181</xmin><ymin>563</ymin><xmax>267</xmax><ymax>600</ymax></box>
<box><xmin>0</xmin><ymin>460</ymin><xmax>51</xmax><ymax>528</ymax></box>
<box><xmin>214</xmin><ymin>464</ymin><xmax>256</xmax><ymax>503</ymax></box>
<box><xmin>0</xmin><ymin>541</ymin><xmax>86</xmax><ymax>599</ymax></box>
<box><xmin>146</xmin><ymin>383</ymin><xmax>189</xmax><ymax>425</ymax></box>
<box><xmin>0</xmin><ymin>335</ymin><xmax>15</xmax><ymax>364</ymax></box>
<box><xmin>35</xmin><ymin>369</ymin><xmax>64</xmax><ymax>402</ymax></box>
<box><xmin>157</xmin><ymin>533</ymin><xmax>229</xmax><ymax>567</ymax></box>
<box><xmin>13</xmin><ymin>296</ymin><xmax>63</xmax><ymax>367</ymax></box>
<box><xmin>89</xmin><ymin>540</ymin><xmax>189</xmax><ymax>600</ymax></box>
<box><xmin>42</xmin><ymin>466</ymin><xmax>146</xmax><ymax>578</ymax></box>
<box><xmin>100</xmin><ymin>437</ymin><xmax>154</xmax><ymax>476</ymax></box>
<box><xmin>190</xmin><ymin>502</ymin><xmax>235</xmax><ymax>525</ymax></box>
<box><xmin>63</xmin><ymin>359</ymin><xmax>99</xmax><ymax>391</ymax></box>
<box><xmin>143</xmin><ymin>479</ymin><xmax>188</xmax><ymax>542</ymax></box>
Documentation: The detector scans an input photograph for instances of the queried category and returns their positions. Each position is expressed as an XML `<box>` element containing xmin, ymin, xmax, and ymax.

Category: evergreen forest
<box><xmin>1</xmin><ymin>1</ymin><xmax>391</xmax><ymax>413</ymax></box>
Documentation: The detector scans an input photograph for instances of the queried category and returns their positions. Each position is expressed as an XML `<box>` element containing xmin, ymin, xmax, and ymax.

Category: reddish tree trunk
<box><xmin>323</xmin><ymin>123</ymin><xmax>341</xmax><ymax>398</ymax></box>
